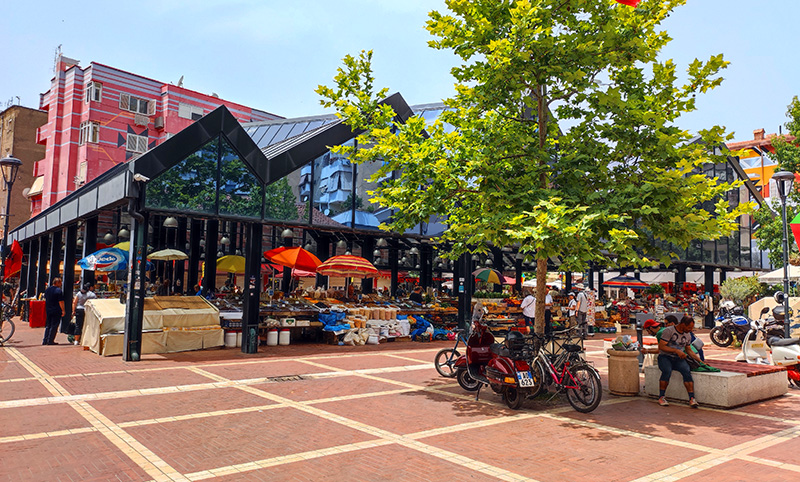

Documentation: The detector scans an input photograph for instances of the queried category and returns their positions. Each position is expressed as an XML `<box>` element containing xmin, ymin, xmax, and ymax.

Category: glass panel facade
<box><xmin>264</xmin><ymin>171</ymin><xmax>302</xmax><ymax>222</ymax></box>
<box><xmin>147</xmin><ymin>137</ymin><xmax>218</xmax><ymax>214</ymax></box>
<box><xmin>219</xmin><ymin>138</ymin><xmax>263</xmax><ymax>219</ymax></box>
<box><xmin>313</xmin><ymin>139</ymin><xmax>354</xmax><ymax>226</ymax></box>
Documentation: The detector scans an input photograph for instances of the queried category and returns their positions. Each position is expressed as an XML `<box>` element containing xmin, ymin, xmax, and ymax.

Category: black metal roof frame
<box><xmin>9</xmin><ymin>93</ymin><xmax>418</xmax><ymax>244</ymax></box>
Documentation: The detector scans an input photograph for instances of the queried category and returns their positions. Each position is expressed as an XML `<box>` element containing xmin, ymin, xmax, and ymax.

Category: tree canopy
<box><xmin>317</xmin><ymin>0</ymin><xmax>751</xmax><ymax>333</ymax></box>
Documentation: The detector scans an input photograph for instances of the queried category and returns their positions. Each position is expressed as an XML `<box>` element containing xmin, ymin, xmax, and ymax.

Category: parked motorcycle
<box><xmin>453</xmin><ymin>317</ymin><xmax>496</xmax><ymax>392</ymax></box>
<box><xmin>709</xmin><ymin>305</ymin><xmax>754</xmax><ymax>347</ymax></box>
<box><xmin>736</xmin><ymin>294</ymin><xmax>800</xmax><ymax>388</ymax></box>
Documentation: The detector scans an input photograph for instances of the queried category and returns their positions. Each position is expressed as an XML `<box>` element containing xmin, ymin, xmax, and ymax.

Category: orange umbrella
<box><xmin>316</xmin><ymin>255</ymin><xmax>379</xmax><ymax>279</ymax></box>
<box><xmin>264</xmin><ymin>246</ymin><xmax>321</xmax><ymax>272</ymax></box>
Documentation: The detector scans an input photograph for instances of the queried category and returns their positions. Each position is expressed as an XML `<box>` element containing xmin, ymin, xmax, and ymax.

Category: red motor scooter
<box><xmin>484</xmin><ymin>330</ymin><xmax>543</xmax><ymax>409</ymax></box>
<box><xmin>454</xmin><ymin>319</ymin><xmax>542</xmax><ymax>409</ymax></box>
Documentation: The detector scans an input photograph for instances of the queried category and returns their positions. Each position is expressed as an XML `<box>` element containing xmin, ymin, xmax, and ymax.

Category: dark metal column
<box><xmin>124</xmin><ymin>210</ymin><xmax>149</xmax><ymax>362</ymax></box>
<box><xmin>27</xmin><ymin>238</ymin><xmax>38</xmax><ymax>298</ymax></box>
<box><xmin>719</xmin><ymin>269</ymin><xmax>726</xmax><ymax>285</ymax></box>
<box><xmin>81</xmin><ymin>217</ymin><xmax>98</xmax><ymax>286</ymax></box>
<box><xmin>597</xmin><ymin>271</ymin><xmax>604</xmax><ymax>300</ymax></box>
<box><xmin>242</xmin><ymin>222</ymin><xmax>262</xmax><ymax>354</ymax></box>
<box><xmin>315</xmin><ymin>236</ymin><xmax>329</xmax><ymax>289</ymax></box>
<box><xmin>174</xmin><ymin>217</ymin><xmax>187</xmax><ymax>294</ymax></box>
<box><xmin>281</xmin><ymin>231</ymin><xmax>293</xmax><ymax>294</ymax></box>
<box><xmin>49</xmin><ymin>230</ymin><xmax>62</xmax><ymax>284</ymax></box>
<box><xmin>588</xmin><ymin>268</ymin><xmax>595</xmax><ymax>291</ymax></box>
<box><xmin>514</xmin><ymin>257</ymin><xmax>523</xmax><ymax>295</ymax></box>
<box><xmin>19</xmin><ymin>240</ymin><xmax>30</xmax><ymax>295</ymax></box>
<box><xmin>202</xmin><ymin>220</ymin><xmax>218</xmax><ymax>296</ymax></box>
<box><xmin>36</xmin><ymin>234</ymin><xmax>49</xmax><ymax>295</ymax></box>
<box><xmin>360</xmin><ymin>238</ymin><xmax>374</xmax><ymax>294</ymax></box>
<box><xmin>61</xmin><ymin>224</ymin><xmax>77</xmax><ymax>333</ymax></box>
<box><xmin>456</xmin><ymin>252</ymin><xmax>470</xmax><ymax>330</ymax></box>
<box><xmin>389</xmin><ymin>239</ymin><xmax>399</xmax><ymax>297</ymax></box>
<box><xmin>491</xmin><ymin>247</ymin><xmax>503</xmax><ymax>292</ymax></box>
<box><xmin>565</xmin><ymin>271</ymin><xmax>573</xmax><ymax>292</ymax></box>
<box><xmin>676</xmin><ymin>266</ymin><xmax>686</xmax><ymax>295</ymax></box>
<box><xmin>704</xmin><ymin>265</ymin><xmax>714</xmax><ymax>295</ymax></box>
<box><xmin>420</xmin><ymin>244</ymin><xmax>431</xmax><ymax>290</ymax></box>
<box><xmin>188</xmin><ymin>219</ymin><xmax>203</xmax><ymax>292</ymax></box>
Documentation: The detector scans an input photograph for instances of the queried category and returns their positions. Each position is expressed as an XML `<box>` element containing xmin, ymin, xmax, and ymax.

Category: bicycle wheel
<box><xmin>0</xmin><ymin>319</ymin><xmax>14</xmax><ymax>345</ymax></box>
<box><xmin>434</xmin><ymin>348</ymin><xmax>460</xmax><ymax>378</ymax></box>
<box><xmin>566</xmin><ymin>364</ymin><xmax>602</xmax><ymax>413</ymax></box>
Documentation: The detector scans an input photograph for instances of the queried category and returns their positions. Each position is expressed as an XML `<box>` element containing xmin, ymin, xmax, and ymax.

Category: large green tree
<box><xmin>317</xmin><ymin>0</ymin><xmax>751</xmax><ymax>334</ymax></box>
<box><xmin>752</xmin><ymin>96</ymin><xmax>800</xmax><ymax>267</ymax></box>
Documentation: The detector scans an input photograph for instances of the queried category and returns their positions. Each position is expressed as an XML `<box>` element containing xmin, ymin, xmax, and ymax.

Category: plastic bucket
<box><xmin>224</xmin><ymin>331</ymin><xmax>237</xmax><ymax>348</ymax></box>
<box><xmin>236</xmin><ymin>331</ymin><xmax>242</xmax><ymax>347</ymax></box>
<box><xmin>279</xmin><ymin>329</ymin><xmax>290</xmax><ymax>346</ymax></box>
<box><xmin>267</xmin><ymin>329</ymin><xmax>279</xmax><ymax>346</ymax></box>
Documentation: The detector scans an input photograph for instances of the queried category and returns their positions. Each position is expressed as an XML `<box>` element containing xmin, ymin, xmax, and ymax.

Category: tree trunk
<box><xmin>534</xmin><ymin>84</ymin><xmax>549</xmax><ymax>335</ymax></box>
<box><xmin>535</xmin><ymin>257</ymin><xmax>548</xmax><ymax>335</ymax></box>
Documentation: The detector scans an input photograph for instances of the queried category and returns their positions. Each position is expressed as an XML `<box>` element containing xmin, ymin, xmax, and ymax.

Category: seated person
<box><xmin>656</xmin><ymin>315</ymin><xmax>703</xmax><ymax>408</ymax></box>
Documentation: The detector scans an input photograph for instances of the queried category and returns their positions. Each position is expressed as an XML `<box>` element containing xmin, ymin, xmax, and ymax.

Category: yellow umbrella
<box><xmin>215</xmin><ymin>255</ymin><xmax>246</xmax><ymax>274</ymax></box>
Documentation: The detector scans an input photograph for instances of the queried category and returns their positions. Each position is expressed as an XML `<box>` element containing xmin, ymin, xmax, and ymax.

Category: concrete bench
<box><xmin>643</xmin><ymin>360</ymin><xmax>788</xmax><ymax>409</ymax></box>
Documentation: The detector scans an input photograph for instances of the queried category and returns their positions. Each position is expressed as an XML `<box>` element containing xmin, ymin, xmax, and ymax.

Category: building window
<box><xmin>79</xmin><ymin>121</ymin><xmax>99</xmax><ymax>145</ymax></box>
<box><xmin>119</xmin><ymin>93</ymin><xmax>155</xmax><ymax>116</ymax></box>
<box><xmin>86</xmin><ymin>81</ymin><xmax>102</xmax><ymax>103</ymax></box>
<box><xmin>178</xmin><ymin>103</ymin><xmax>204</xmax><ymax>121</ymax></box>
<box><xmin>126</xmin><ymin>133</ymin><xmax>148</xmax><ymax>153</ymax></box>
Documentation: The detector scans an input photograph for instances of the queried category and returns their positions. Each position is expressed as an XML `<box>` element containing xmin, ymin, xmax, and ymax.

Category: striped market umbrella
<box><xmin>316</xmin><ymin>255</ymin><xmax>379</xmax><ymax>278</ymax></box>
<box><xmin>602</xmin><ymin>275</ymin><xmax>649</xmax><ymax>289</ymax></box>
<box><xmin>472</xmin><ymin>268</ymin><xmax>506</xmax><ymax>284</ymax></box>
<box><xmin>264</xmin><ymin>246</ymin><xmax>322</xmax><ymax>272</ymax></box>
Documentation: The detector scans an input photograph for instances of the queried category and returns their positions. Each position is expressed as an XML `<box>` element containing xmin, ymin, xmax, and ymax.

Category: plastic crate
<box><xmin>220</xmin><ymin>319</ymin><xmax>243</xmax><ymax>329</ymax></box>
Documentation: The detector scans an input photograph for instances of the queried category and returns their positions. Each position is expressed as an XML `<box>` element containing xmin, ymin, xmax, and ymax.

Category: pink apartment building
<box><xmin>28</xmin><ymin>55</ymin><xmax>280</xmax><ymax>216</ymax></box>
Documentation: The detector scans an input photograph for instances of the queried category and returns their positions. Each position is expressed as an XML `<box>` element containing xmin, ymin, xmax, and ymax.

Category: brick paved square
<box><xmin>748</xmin><ymin>431</ymin><xmax>800</xmax><ymax>465</ymax></box>
<box><xmin>252</xmin><ymin>374</ymin><xmax>408</xmax><ymax>402</ymax></box>
<box><xmin>0</xmin><ymin>361</ymin><xmax>32</xmax><ymax>380</ymax></box>
<box><xmin>420</xmin><ymin>415</ymin><xmax>706</xmax><ymax>481</ymax></box>
<box><xmin>200</xmin><ymin>360</ymin><xmax>324</xmax><ymax>380</ymax></box>
<box><xmin>0</xmin><ymin>379</ymin><xmax>54</xmax><ymax>402</ymax></box>
<box><xmin>370</xmin><ymin>367</ymin><xmax>460</xmax><ymax>388</ymax></box>
<box><xmin>0</xmin><ymin>431</ymin><xmax>150</xmax><ymax>481</ymax></box>
<box><xmin>314</xmin><ymin>389</ymin><xmax>516</xmax><ymax>435</ymax></box>
<box><xmin>0</xmin><ymin>402</ymin><xmax>91</xmax><ymax>438</ymax></box>
<box><xmin>562</xmin><ymin>398</ymin><xmax>793</xmax><ymax>450</ymax></box>
<box><xmin>54</xmin><ymin>367</ymin><xmax>216</xmax><ymax>395</ymax></box>
<box><xmin>310</xmin><ymin>353</ymin><xmax>426</xmax><ymax>371</ymax></box>
<box><xmin>124</xmin><ymin>407</ymin><xmax>379</xmax><ymax>474</ymax></box>
<box><xmin>384</xmin><ymin>348</ymin><xmax>441</xmax><ymax>363</ymax></box>
<box><xmin>211</xmin><ymin>443</ymin><xmax>501</xmax><ymax>482</ymax></box>
<box><xmin>681</xmin><ymin>459</ymin><xmax>799</xmax><ymax>482</ymax></box>
<box><xmin>88</xmin><ymin>386</ymin><xmax>278</xmax><ymax>423</ymax></box>
<box><xmin>733</xmin><ymin>394</ymin><xmax>799</xmax><ymax>420</ymax></box>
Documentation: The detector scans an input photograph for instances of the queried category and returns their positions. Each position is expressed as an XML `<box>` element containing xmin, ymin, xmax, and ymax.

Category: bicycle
<box><xmin>531</xmin><ymin>329</ymin><xmax>602</xmax><ymax>413</ymax></box>
<box><xmin>434</xmin><ymin>327</ymin><xmax>470</xmax><ymax>377</ymax></box>
<box><xmin>0</xmin><ymin>302</ymin><xmax>15</xmax><ymax>346</ymax></box>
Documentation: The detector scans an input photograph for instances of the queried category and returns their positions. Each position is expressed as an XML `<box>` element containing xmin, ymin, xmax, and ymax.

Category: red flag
<box><xmin>614</xmin><ymin>0</ymin><xmax>641</xmax><ymax>6</ymax></box>
<box><xmin>4</xmin><ymin>239</ymin><xmax>23</xmax><ymax>278</ymax></box>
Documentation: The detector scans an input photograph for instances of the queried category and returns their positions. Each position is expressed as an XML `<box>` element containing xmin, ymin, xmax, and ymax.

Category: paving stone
<box><xmin>0</xmin><ymin>379</ymin><xmax>54</xmax><ymax>401</ymax></box>
<box><xmin>681</xmin><ymin>458</ymin><xmax>799</xmax><ymax>482</ymax></box>
<box><xmin>200</xmin><ymin>360</ymin><xmax>323</xmax><ymax>380</ymax></box>
<box><xmin>55</xmin><ymin>368</ymin><xmax>217</xmax><ymax>395</ymax></box>
<box><xmin>0</xmin><ymin>403</ymin><xmax>91</xmax><ymax>438</ymax></box>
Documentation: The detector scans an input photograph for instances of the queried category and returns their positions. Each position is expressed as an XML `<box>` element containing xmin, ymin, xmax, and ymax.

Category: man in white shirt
<box><xmin>575</xmin><ymin>290</ymin><xmax>589</xmax><ymax>338</ymax></box>
<box><xmin>520</xmin><ymin>288</ymin><xmax>535</xmax><ymax>328</ymax></box>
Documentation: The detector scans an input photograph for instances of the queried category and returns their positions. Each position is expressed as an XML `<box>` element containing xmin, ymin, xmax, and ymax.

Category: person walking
<box><xmin>575</xmin><ymin>289</ymin><xmax>590</xmax><ymax>338</ymax></box>
<box><xmin>42</xmin><ymin>278</ymin><xmax>65</xmax><ymax>345</ymax></box>
<box><xmin>70</xmin><ymin>283</ymin><xmax>96</xmax><ymax>345</ymax></box>
<box><xmin>520</xmin><ymin>288</ymin><xmax>535</xmax><ymax>329</ymax></box>
<box><xmin>567</xmin><ymin>292</ymin><xmax>577</xmax><ymax>328</ymax></box>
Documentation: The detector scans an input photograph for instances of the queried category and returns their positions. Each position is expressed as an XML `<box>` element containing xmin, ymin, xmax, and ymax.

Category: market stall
<box><xmin>81</xmin><ymin>296</ymin><xmax>223</xmax><ymax>356</ymax></box>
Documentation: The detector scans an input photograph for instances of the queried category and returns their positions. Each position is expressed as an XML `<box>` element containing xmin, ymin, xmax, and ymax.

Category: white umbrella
<box><xmin>148</xmin><ymin>248</ymin><xmax>188</xmax><ymax>261</ymax></box>
<box><xmin>758</xmin><ymin>265</ymin><xmax>800</xmax><ymax>284</ymax></box>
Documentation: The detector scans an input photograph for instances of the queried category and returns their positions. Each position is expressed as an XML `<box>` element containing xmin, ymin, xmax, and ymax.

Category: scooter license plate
<box><xmin>517</xmin><ymin>371</ymin><xmax>535</xmax><ymax>387</ymax></box>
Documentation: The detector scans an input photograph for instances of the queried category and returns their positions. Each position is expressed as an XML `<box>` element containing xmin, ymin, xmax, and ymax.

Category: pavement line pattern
<box><xmin>5</xmin><ymin>347</ymin><xmax>189</xmax><ymax>482</ymax></box>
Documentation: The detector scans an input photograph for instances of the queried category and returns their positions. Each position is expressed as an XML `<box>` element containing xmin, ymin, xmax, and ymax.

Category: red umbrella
<box><xmin>316</xmin><ymin>255</ymin><xmax>379</xmax><ymax>278</ymax></box>
<box><xmin>264</xmin><ymin>246</ymin><xmax>321</xmax><ymax>272</ymax></box>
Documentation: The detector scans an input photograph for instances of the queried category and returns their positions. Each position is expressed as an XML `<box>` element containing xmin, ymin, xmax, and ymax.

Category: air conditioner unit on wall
<box><xmin>154</xmin><ymin>116</ymin><xmax>164</xmax><ymax>130</ymax></box>
<box><xmin>134</xmin><ymin>114</ymin><xmax>149</xmax><ymax>127</ymax></box>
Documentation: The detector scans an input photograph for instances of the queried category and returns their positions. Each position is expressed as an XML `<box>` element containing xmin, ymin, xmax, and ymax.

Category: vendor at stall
<box><xmin>409</xmin><ymin>286</ymin><xmax>424</xmax><ymax>304</ymax></box>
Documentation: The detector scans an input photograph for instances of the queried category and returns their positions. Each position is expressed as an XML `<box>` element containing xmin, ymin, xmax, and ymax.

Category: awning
<box><xmin>27</xmin><ymin>176</ymin><xmax>44</xmax><ymax>197</ymax></box>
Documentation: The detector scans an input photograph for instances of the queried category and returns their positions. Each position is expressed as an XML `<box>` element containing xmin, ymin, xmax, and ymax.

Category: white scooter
<box><xmin>736</xmin><ymin>293</ymin><xmax>800</xmax><ymax>388</ymax></box>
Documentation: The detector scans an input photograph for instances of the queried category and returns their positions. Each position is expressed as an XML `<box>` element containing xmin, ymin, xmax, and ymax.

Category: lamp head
<box><xmin>772</xmin><ymin>170</ymin><xmax>795</xmax><ymax>201</ymax></box>
<box><xmin>0</xmin><ymin>156</ymin><xmax>22</xmax><ymax>186</ymax></box>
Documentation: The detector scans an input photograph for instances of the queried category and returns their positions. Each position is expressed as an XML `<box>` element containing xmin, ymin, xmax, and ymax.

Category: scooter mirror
<box><xmin>760</xmin><ymin>306</ymin><xmax>770</xmax><ymax>315</ymax></box>
<box><xmin>774</xmin><ymin>291</ymin><xmax>786</xmax><ymax>304</ymax></box>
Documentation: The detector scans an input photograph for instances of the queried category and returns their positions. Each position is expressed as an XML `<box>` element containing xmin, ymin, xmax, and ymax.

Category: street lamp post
<box><xmin>0</xmin><ymin>156</ymin><xmax>22</xmax><ymax>290</ymax></box>
<box><xmin>773</xmin><ymin>170</ymin><xmax>795</xmax><ymax>338</ymax></box>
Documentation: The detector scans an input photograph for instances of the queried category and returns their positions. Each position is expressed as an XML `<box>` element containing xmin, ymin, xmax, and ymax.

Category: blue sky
<box><xmin>1</xmin><ymin>0</ymin><xmax>797</xmax><ymax>142</ymax></box>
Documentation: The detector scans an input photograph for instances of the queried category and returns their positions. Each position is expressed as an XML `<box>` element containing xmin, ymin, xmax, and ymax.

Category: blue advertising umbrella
<box><xmin>77</xmin><ymin>248</ymin><xmax>129</xmax><ymax>271</ymax></box>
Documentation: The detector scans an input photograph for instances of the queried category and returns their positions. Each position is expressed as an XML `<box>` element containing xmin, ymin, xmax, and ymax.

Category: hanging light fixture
<box><xmin>220</xmin><ymin>234</ymin><xmax>231</xmax><ymax>246</ymax></box>
<box><xmin>373</xmin><ymin>249</ymin><xmax>381</xmax><ymax>258</ymax></box>
<box><xmin>103</xmin><ymin>230</ymin><xmax>114</xmax><ymax>244</ymax></box>
<box><xmin>163</xmin><ymin>217</ymin><xmax>178</xmax><ymax>229</ymax></box>
<box><xmin>304</xmin><ymin>242</ymin><xmax>313</xmax><ymax>251</ymax></box>
<box><xmin>185</xmin><ymin>242</ymin><xmax>190</xmax><ymax>251</ymax></box>
<box><xmin>415</xmin><ymin>264</ymin><xmax>421</xmax><ymax>269</ymax></box>
<box><xmin>471</xmin><ymin>254</ymin><xmax>480</xmax><ymax>262</ymax></box>
<box><xmin>199</xmin><ymin>238</ymin><xmax>205</xmax><ymax>248</ymax></box>
<box><xmin>484</xmin><ymin>259</ymin><xmax>493</xmax><ymax>266</ymax></box>
<box><xmin>76</xmin><ymin>237</ymin><xmax>84</xmax><ymax>248</ymax></box>
<box><xmin>437</xmin><ymin>262</ymin><xmax>444</xmax><ymax>269</ymax></box>
<box><xmin>118</xmin><ymin>225</ymin><xmax>130</xmax><ymax>239</ymax></box>
<box><xmin>409</xmin><ymin>246</ymin><xmax>420</xmax><ymax>256</ymax></box>
<box><xmin>217</xmin><ymin>250</ymin><xmax>224</xmax><ymax>258</ymax></box>
<box><xmin>376</xmin><ymin>238</ymin><xmax>388</xmax><ymax>248</ymax></box>
<box><xmin>148</xmin><ymin>224</ymin><xmax>154</xmax><ymax>235</ymax></box>
<box><xmin>345</xmin><ymin>250</ymin><xmax>352</xmax><ymax>255</ymax></box>
<box><xmin>515</xmin><ymin>252</ymin><xmax>524</xmax><ymax>260</ymax></box>
<box><xmin>281</xmin><ymin>228</ymin><xmax>294</xmax><ymax>239</ymax></box>
<box><xmin>401</xmin><ymin>256</ymin><xmax>408</xmax><ymax>264</ymax></box>
<box><xmin>235</xmin><ymin>249</ymin><xmax>242</xmax><ymax>256</ymax></box>
<box><xmin>336</xmin><ymin>239</ymin><xmax>347</xmax><ymax>249</ymax></box>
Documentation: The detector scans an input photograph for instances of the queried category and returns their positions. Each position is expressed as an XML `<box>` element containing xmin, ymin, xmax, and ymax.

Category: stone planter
<box><xmin>607</xmin><ymin>349</ymin><xmax>640</xmax><ymax>396</ymax></box>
